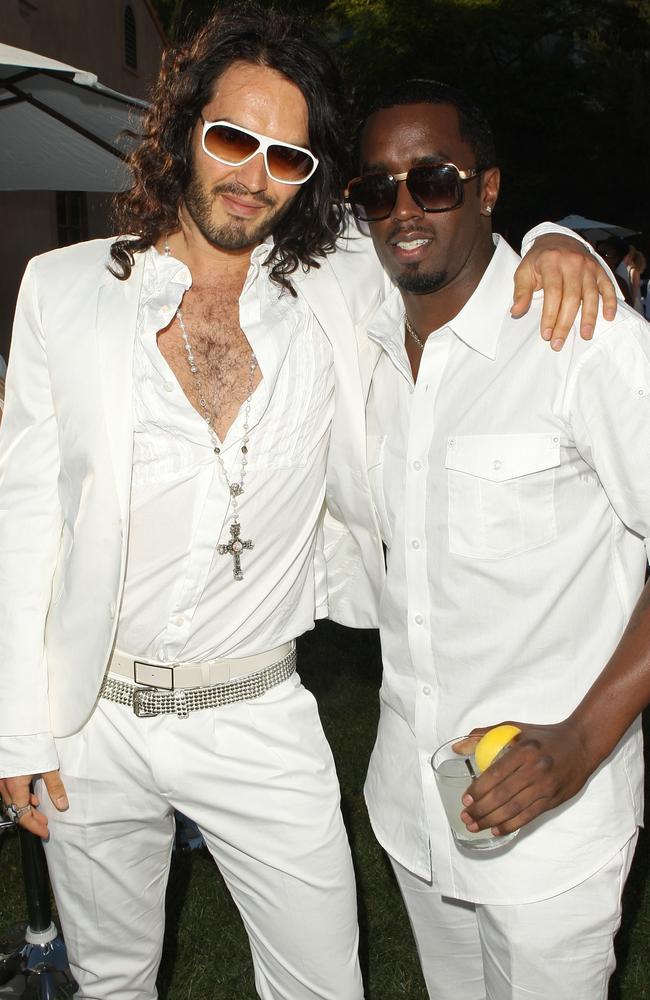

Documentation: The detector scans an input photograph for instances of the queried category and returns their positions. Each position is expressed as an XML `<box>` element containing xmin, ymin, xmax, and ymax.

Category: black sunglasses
<box><xmin>345</xmin><ymin>162</ymin><xmax>483</xmax><ymax>222</ymax></box>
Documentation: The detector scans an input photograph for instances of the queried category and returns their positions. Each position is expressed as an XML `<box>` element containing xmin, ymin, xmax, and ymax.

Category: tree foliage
<box><xmin>152</xmin><ymin>0</ymin><xmax>650</xmax><ymax>246</ymax></box>
<box><xmin>329</xmin><ymin>0</ymin><xmax>650</xmax><ymax>240</ymax></box>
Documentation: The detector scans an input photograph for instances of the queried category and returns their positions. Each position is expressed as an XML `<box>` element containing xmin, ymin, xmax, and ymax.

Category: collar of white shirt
<box><xmin>142</xmin><ymin>236</ymin><xmax>276</xmax><ymax>312</ymax></box>
<box><xmin>141</xmin><ymin>237</ymin><xmax>304</xmax><ymax>417</ymax></box>
<box><xmin>367</xmin><ymin>235</ymin><xmax>525</xmax><ymax>362</ymax></box>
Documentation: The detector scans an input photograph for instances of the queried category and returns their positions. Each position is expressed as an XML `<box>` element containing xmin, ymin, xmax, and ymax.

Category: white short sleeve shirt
<box><xmin>364</xmin><ymin>236</ymin><xmax>649</xmax><ymax>904</ymax></box>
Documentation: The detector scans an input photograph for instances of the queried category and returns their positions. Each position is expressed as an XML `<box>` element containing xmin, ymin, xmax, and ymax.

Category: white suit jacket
<box><xmin>0</xmin><ymin>233</ymin><xmax>386</xmax><ymax>746</ymax></box>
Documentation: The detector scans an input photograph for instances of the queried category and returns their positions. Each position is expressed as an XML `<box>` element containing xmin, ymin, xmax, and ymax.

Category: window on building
<box><xmin>56</xmin><ymin>192</ymin><xmax>88</xmax><ymax>247</ymax></box>
<box><xmin>124</xmin><ymin>4</ymin><xmax>138</xmax><ymax>71</ymax></box>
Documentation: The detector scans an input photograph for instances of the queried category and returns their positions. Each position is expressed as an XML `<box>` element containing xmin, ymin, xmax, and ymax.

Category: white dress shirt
<box><xmin>364</xmin><ymin>236</ymin><xmax>649</xmax><ymax>904</ymax></box>
<box><xmin>114</xmin><ymin>243</ymin><xmax>334</xmax><ymax>661</ymax></box>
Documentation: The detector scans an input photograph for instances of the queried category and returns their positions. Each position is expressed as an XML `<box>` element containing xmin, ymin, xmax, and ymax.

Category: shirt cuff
<box><xmin>0</xmin><ymin>733</ymin><xmax>59</xmax><ymax>778</ymax></box>
<box><xmin>521</xmin><ymin>222</ymin><xmax>623</xmax><ymax>301</ymax></box>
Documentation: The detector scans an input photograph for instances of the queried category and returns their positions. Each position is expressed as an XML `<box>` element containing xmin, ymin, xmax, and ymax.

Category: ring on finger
<box><xmin>5</xmin><ymin>802</ymin><xmax>31</xmax><ymax>823</ymax></box>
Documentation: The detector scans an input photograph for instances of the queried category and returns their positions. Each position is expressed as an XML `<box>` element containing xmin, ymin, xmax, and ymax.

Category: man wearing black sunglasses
<box><xmin>0</xmin><ymin>4</ymin><xmax>620</xmax><ymax>997</ymax></box>
<box><xmin>358</xmin><ymin>79</ymin><xmax>650</xmax><ymax>1000</ymax></box>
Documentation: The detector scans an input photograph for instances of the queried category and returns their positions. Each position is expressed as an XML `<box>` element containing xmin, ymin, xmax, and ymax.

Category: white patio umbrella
<box><xmin>555</xmin><ymin>214</ymin><xmax>640</xmax><ymax>243</ymax></box>
<box><xmin>0</xmin><ymin>43</ymin><xmax>146</xmax><ymax>191</ymax></box>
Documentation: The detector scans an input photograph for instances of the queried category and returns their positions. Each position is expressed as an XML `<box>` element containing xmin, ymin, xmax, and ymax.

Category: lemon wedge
<box><xmin>474</xmin><ymin>725</ymin><xmax>521</xmax><ymax>773</ymax></box>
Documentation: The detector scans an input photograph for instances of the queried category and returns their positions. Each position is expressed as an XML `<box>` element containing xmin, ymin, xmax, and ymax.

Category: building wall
<box><xmin>0</xmin><ymin>191</ymin><xmax>114</xmax><ymax>361</ymax></box>
<box><xmin>1</xmin><ymin>0</ymin><xmax>166</xmax><ymax>364</ymax></box>
<box><xmin>3</xmin><ymin>0</ymin><xmax>166</xmax><ymax>100</ymax></box>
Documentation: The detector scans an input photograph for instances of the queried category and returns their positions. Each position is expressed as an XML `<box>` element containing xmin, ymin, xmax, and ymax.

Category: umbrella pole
<box><xmin>0</xmin><ymin>818</ymin><xmax>76</xmax><ymax>998</ymax></box>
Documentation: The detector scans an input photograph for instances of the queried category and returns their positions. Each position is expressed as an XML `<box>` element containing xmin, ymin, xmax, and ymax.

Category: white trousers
<box><xmin>39</xmin><ymin>672</ymin><xmax>364</xmax><ymax>1000</ymax></box>
<box><xmin>391</xmin><ymin>833</ymin><xmax>637</xmax><ymax>1000</ymax></box>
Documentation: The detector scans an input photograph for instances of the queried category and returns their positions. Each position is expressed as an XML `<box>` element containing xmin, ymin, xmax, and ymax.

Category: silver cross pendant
<box><xmin>218</xmin><ymin>520</ymin><xmax>254</xmax><ymax>581</ymax></box>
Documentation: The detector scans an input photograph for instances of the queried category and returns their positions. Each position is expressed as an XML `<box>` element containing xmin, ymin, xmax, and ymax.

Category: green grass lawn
<box><xmin>1</xmin><ymin>620</ymin><xmax>648</xmax><ymax>998</ymax></box>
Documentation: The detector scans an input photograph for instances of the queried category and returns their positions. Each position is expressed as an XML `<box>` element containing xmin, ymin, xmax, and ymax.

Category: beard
<box><xmin>183</xmin><ymin>175</ymin><xmax>294</xmax><ymax>251</ymax></box>
<box><xmin>394</xmin><ymin>265</ymin><xmax>448</xmax><ymax>295</ymax></box>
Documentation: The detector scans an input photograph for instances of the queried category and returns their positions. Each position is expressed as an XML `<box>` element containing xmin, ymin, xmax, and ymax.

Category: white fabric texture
<box><xmin>115</xmin><ymin>245</ymin><xmax>334</xmax><ymax>661</ymax></box>
<box><xmin>40</xmin><ymin>673</ymin><xmax>363</xmax><ymax>1000</ymax></box>
<box><xmin>391</xmin><ymin>835</ymin><xmax>637</xmax><ymax>1000</ymax></box>
<box><xmin>0</xmin><ymin>228</ymin><xmax>386</xmax><ymax>769</ymax></box>
<box><xmin>364</xmin><ymin>236</ymin><xmax>648</xmax><ymax>902</ymax></box>
<box><xmin>0</xmin><ymin>231</ymin><xmax>379</xmax><ymax>998</ymax></box>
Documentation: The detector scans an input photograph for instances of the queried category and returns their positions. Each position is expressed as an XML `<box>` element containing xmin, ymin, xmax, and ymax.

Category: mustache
<box><xmin>212</xmin><ymin>181</ymin><xmax>276</xmax><ymax>209</ymax></box>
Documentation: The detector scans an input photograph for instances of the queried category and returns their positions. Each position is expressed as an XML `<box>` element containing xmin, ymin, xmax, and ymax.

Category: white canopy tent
<box><xmin>0</xmin><ymin>43</ymin><xmax>146</xmax><ymax>191</ymax></box>
<box><xmin>555</xmin><ymin>214</ymin><xmax>639</xmax><ymax>243</ymax></box>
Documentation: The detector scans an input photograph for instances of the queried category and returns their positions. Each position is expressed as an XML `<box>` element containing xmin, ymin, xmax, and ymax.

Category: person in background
<box><xmin>624</xmin><ymin>245</ymin><xmax>646</xmax><ymax>313</ymax></box>
<box><xmin>598</xmin><ymin>236</ymin><xmax>633</xmax><ymax>304</ymax></box>
<box><xmin>352</xmin><ymin>78</ymin><xmax>649</xmax><ymax>1000</ymax></box>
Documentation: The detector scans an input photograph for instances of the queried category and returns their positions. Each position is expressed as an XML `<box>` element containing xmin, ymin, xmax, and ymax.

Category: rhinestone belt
<box><xmin>100</xmin><ymin>648</ymin><xmax>296</xmax><ymax>718</ymax></box>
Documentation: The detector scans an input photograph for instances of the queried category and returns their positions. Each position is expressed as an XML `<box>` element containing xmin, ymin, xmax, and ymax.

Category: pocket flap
<box><xmin>366</xmin><ymin>433</ymin><xmax>386</xmax><ymax>471</ymax></box>
<box><xmin>445</xmin><ymin>433</ymin><xmax>561</xmax><ymax>482</ymax></box>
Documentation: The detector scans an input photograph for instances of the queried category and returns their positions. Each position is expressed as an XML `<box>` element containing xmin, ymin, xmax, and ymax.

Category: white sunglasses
<box><xmin>201</xmin><ymin>119</ymin><xmax>319</xmax><ymax>185</ymax></box>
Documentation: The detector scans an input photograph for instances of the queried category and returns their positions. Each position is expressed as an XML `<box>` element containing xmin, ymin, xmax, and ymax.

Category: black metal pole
<box><xmin>18</xmin><ymin>826</ymin><xmax>51</xmax><ymax>933</ymax></box>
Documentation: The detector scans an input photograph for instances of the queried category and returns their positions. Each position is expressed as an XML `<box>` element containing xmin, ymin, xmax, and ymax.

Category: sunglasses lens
<box><xmin>203</xmin><ymin>123</ymin><xmax>259</xmax><ymax>164</ymax></box>
<box><xmin>267</xmin><ymin>144</ymin><xmax>315</xmax><ymax>182</ymax></box>
<box><xmin>203</xmin><ymin>123</ymin><xmax>316</xmax><ymax>183</ymax></box>
<box><xmin>408</xmin><ymin>165</ymin><xmax>463</xmax><ymax>211</ymax></box>
<box><xmin>348</xmin><ymin>174</ymin><xmax>396</xmax><ymax>222</ymax></box>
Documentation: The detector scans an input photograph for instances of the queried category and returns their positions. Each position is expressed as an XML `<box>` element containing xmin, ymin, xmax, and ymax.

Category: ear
<box><xmin>480</xmin><ymin>167</ymin><xmax>500</xmax><ymax>217</ymax></box>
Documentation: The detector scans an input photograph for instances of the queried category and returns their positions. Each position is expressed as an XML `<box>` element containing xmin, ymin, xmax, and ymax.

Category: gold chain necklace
<box><xmin>404</xmin><ymin>314</ymin><xmax>426</xmax><ymax>350</ymax></box>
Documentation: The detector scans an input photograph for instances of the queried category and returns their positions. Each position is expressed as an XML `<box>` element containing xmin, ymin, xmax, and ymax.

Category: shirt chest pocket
<box><xmin>445</xmin><ymin>433</ymin><xmax>561</xmax><ymax>559</ymax></box>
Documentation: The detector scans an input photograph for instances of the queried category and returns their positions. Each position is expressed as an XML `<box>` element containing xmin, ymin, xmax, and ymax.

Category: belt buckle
<box><xmin>132</xmin><ymin>688</ymin><xmax>160</xmax><ymax>718</ymax></box>
<box><xmin>134</xmin><ymin>660</ymin><xmax>175</xmax><ymax>690</ymax></box>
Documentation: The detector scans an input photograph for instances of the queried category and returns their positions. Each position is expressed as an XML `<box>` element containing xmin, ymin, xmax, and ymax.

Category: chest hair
<box><xmin>157</xmin><ymin>280</ymin><xmax>262</xmax><ymax>442</ymax></box>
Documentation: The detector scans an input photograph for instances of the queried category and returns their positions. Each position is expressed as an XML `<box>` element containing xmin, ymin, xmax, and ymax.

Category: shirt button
<box><xmin>414</xmin><ymin>614</ymin><xmax>424</xmax><ymax>625</ymax></box>
<box><xmin>553</xmin><ymin>436</ymin><xmax>560</xmax><ymax>443</ymax></box>
<box><xmin>413</xmin><ymin>460</ymin><xmax>422</xmax><ymax>471</ymax></box>
<box><xmin>492</xmin><ymin>459</ymin><xmax>502</xmax><ymax>471</ymax></box>
<box><xmin>173</xmin><ymin>615</ymin><xmax>185</xmax><ymax>627</ymax></box>
<box><xmin>638</xmin><ymin>388</ymin><xmax>646</xmax><ymax>397</ymax></box>
<box><xmin>163</xmin><ymin>381</ymin><xmax>174</xmax><ymax>392</ymax></box>
<box><xmin>422</xmin><ymin>685</ymin><xmax>431</xmax><ymax>696</ymax></box>
<box><xmin>411</xmin><ymin>539</ymin><xmax>421</xmax><ymax>549</ymax></box>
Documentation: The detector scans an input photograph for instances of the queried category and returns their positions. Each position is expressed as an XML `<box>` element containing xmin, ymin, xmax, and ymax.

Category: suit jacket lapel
<box><xmin>296</xmin><ymin>257</ymin><xmax>367</xmax><ymax>398</ymax></box>
<box><xmin>95</xmin><ymin>252</ymin><xmax>146</xmax><ymax>521</ymax></box>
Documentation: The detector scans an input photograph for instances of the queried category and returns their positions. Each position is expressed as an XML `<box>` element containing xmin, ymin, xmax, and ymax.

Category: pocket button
<box><xmin>492</xmin><ymin>459</ymin><xmax>503</xmax><ymax>471</ymax></box>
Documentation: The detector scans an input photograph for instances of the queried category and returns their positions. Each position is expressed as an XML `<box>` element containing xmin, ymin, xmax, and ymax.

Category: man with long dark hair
<box><xmin>0</xmin><ymin>6</ymin><xmax>616</xmax><ymax>998</ymax></box>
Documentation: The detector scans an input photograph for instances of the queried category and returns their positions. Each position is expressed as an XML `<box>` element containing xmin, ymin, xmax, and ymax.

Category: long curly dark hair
<box><xmin>110</xmin><ymin>2</ymin><xmax>349</xmax><ymax>294</ymax></box>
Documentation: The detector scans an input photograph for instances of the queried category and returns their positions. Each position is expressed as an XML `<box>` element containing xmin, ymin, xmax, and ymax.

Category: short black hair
<box><xmin>361</xmin><ymin>78</ymin><xmax>496</xmax><ymax>170</ymax></box>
